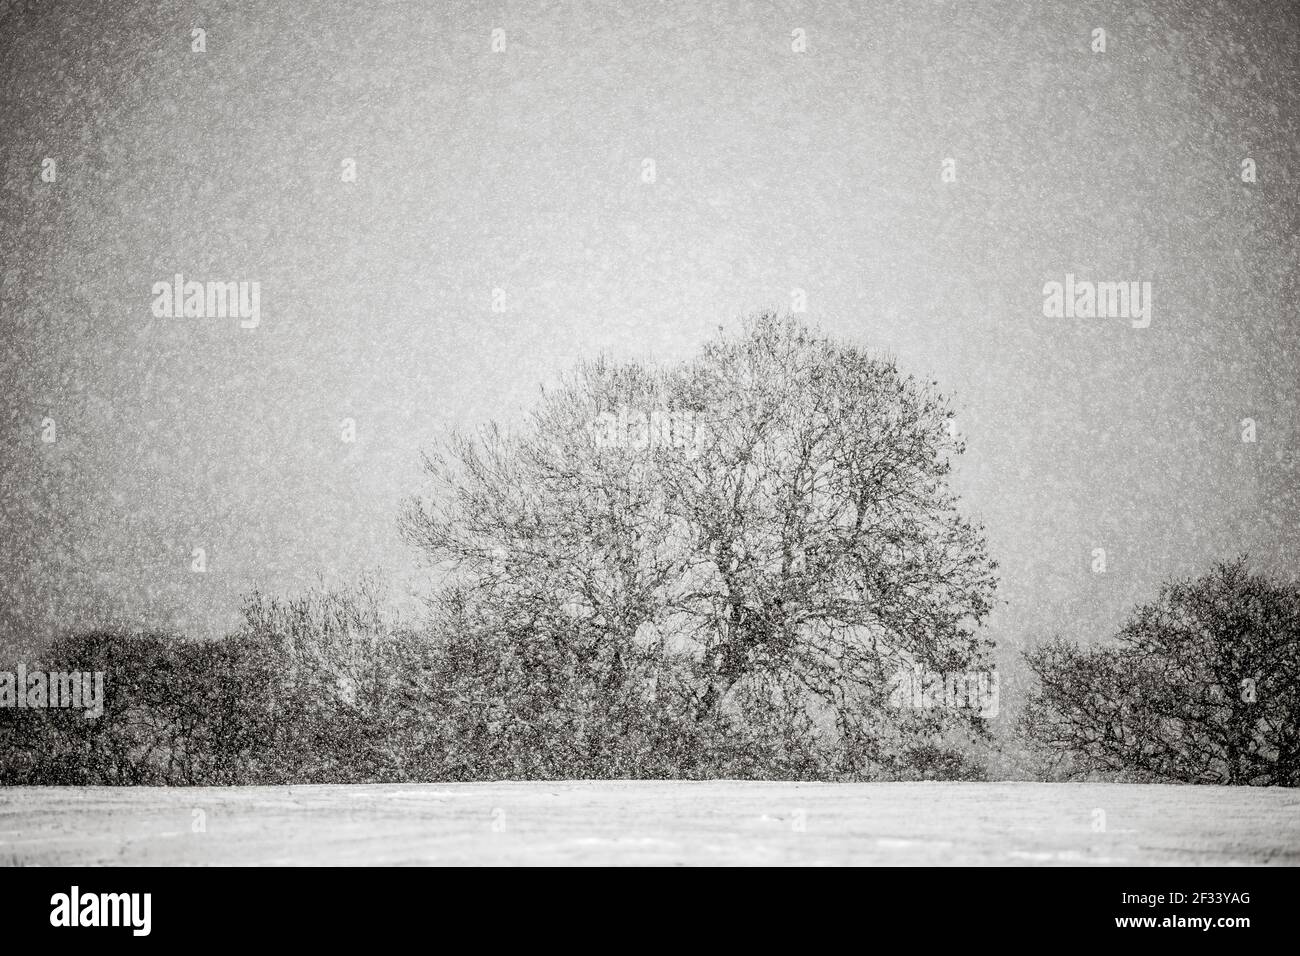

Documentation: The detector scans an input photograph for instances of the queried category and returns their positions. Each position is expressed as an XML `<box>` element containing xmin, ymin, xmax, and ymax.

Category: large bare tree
<box><xmin>402</xmin><ymin>314</ymin><xmax>999</xmax><ymax>774</ymax></box>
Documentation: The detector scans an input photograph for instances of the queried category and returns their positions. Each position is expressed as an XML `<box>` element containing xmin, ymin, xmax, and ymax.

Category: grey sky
<box><xmin>2</xmin><ymin>0</ymin><xmax>1296</xmax><ymax>699</ymax></box>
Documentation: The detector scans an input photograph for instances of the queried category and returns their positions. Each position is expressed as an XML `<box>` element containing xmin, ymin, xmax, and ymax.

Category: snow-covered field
<box><xmin>2</xmin><ymin>781</ymin><xmax>1297</xmax><ymax>866</ymax></box>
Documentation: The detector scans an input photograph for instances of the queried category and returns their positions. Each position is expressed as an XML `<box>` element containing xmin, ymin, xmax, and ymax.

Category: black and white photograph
<box><xmin>0</xmin><ymin>0</ymin><xmax>1296</xmax><ymax>932</ymax></box>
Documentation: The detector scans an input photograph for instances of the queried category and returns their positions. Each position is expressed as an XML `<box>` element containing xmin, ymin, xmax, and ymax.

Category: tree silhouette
<box><xmin>1021</xmin><ymin>557</ymin><xmax>1300</xmax><ymax>786</ymax></box>
<box><xmin>403</xmin><ymin>314</ymin><xmax>999</xmax><ymax>775</ymax></box>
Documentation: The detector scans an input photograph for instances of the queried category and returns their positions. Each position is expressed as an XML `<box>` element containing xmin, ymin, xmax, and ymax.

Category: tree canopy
<box><xmin>402</xmin><ymin>314</ymin><xmax>999</xmax><ymax>776</ymax></box>
<box><xmin>1022</xmin><ymin>557</ymin><xmax>1300</xmax><ymax>786</ymax></box>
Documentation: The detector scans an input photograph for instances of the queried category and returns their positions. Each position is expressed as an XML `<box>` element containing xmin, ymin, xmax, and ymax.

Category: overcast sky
<box><xmin>2</xmin><ymin>0</ymin><xmax>1296</xmax><ymax>691</ymax></box>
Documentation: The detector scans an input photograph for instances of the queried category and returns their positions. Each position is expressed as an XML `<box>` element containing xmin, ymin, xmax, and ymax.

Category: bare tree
<box><xmin>1021</xmin><ymin>557</ymin><xmax>1300</xmax><ymax>786</ymax></box>
<box><xmin>402</xmin><ymin>314</ymin><xmax>999</xmax><ymax>775</ymax></box>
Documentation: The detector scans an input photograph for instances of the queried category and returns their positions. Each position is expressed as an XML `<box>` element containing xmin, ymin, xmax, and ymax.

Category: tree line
<box><xmin>3</xmin><ymin>316</ymin><xmax>1295</xmax><ymax>785</ymax></box>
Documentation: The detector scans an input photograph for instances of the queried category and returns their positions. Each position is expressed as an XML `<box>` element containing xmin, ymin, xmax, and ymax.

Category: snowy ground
<box><xmin>2</xmin><ymin>781</ymin><xmax>1297</xmax><ymax>866</ymax></box>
